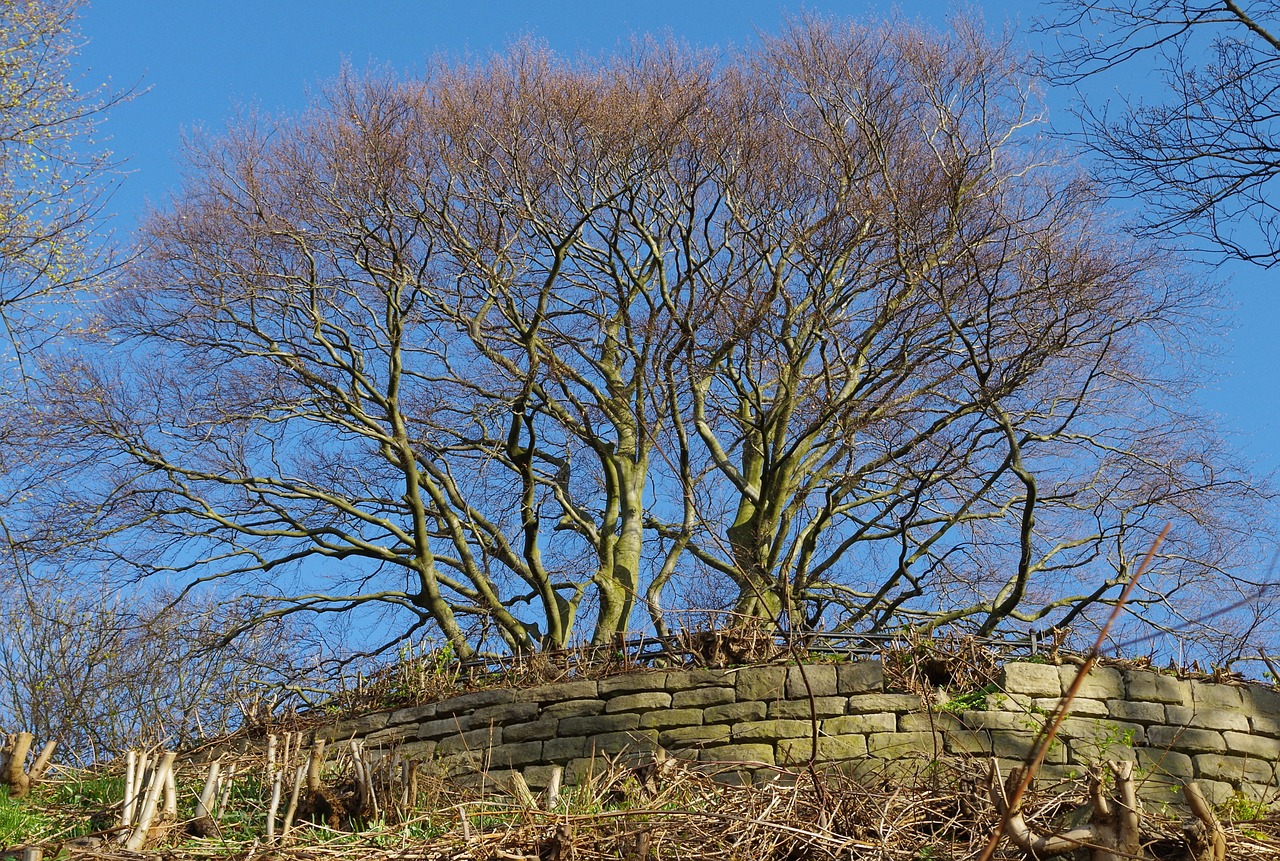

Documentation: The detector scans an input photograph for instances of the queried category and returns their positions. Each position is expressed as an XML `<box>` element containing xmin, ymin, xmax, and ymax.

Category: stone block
<box><xmin>1194</xmin><ymin>779</ymin><xmax>1238</xmax><ymax>806</ymax></box>
<box><xmin>1002</xmin><ymin>662</ymin><xmax>1062</xmax><ymax>698</ymax></box>
<box><xmin>682</xmin><ymin>668</ymin><xmax>738</xmax><ymax>689</ymax></box>
<box><xmin>605</xmin><ymin>692</ymin><xmax>673</xmax><ymax>713</ymax></box>
<box><xmin>520</xmin><ymin>764</ymin><xmax>563</xmax><ymax>789</ymax></box>
<box><xmin>599</xmin><ymin>671</ymin><xmax>667</xmax><ymax>695</ymax></box>
<box><xmin>735</xmin><ymin>665</ymin><xmax>787</xmax><ymax>701</ymax></box>
<box><xmin>768</xmin><ymin>697</ymin><xmax>847</xmax><ymax>719</ymax></box>
<box><xmin>640</xmin><ymin>708</ymin><xmax>704</xmax><ymax>729</ymax></box>
<box><xmin>487</xmin><ymin>741</ymin><xmax>544</xmax><ymax>769</ymax></box>
<box><xmin>867</xmin><ymin>731</ymin><xmax>937</xmax><ymax>758</ymax></box>
<box><xmin>1193</xmin><ymin>753</ymin><xmax>1274</xmax><ymax>785</ymax></box>
<box><xmin>705</xmin><ymin>701</ymin><xmax>766</xmax><ymax>723</ymax></box>
<box><xmin>543</xmin><ymin>736</ymin><xmax>587</xmax><ymax>760</ymax></box>
<box><xmin>416</xmin><ymin>715</ymin><xmax>473</xmax><ymax>740</ymax></box>
<box><xmin>1069</xmin><ymin>740</ymin><xmax>1136</xmax><ymax>766</ymax></box>
<box><xmin>1057</xmin><ymin>718</ymin><xmax>1143</xmax><ymax>744</ymax></box>
<box><xmin>387</xmin><ymin>704</ymin><xmax>436</xmax><ymax>726</ymax></box>
<box><xmin>471</xmin><ymin>702</ymin><xmax>540</xmax><ymax>726</ymax></box>
<box><xmin>847</xmin><ymin>694</ymin><xmax>922</xmax><ymax>714</ymax></box>
<box><xmin>777</xmin><ymin>734</ymin><xmax>868</xmax><ymax>764</ymax></box>
<box><xmin>503</xmin><ymin>718</ymin><xmax>559</xmax><ymax>743</ymax></box>
<box><xmin>945</xmin><ymin>729</ymin><xmax>992</xmax><ymax>755</ymax></box>
<box><xmin>1037</xmin><ymin>698</ymin><xmax>1107</xmax><ymax>717</ymax></box>
<box><xmin>1145</xmin><ymin>726</ymin><xmax>1225</xmax><ymax>754</ymax></box>
<box><xmin>435</xmin><ymin>689</ymin><xmax>517</xmax><ymax>715</ymax></box>
<box><xmin>960</xmin><ymin>710</ymin><xmax>1045</xmax><ymax>733</ymax></box>
<box><xmin>697</xmin><ymin>743</ymin><xmax>775</xmax><ymax>766</ymax></box>
<box><xmin>1166</xmin><ymin>706</ymin><xmax>1250</xmax><ymax>732</ymax></box>
<box><xmin>1106</xmin><ymin>700</ymin><xmax>1165</xmax><ymax>724</ymax></box>
<box><xmin>363</xmin><ymin>727</ymin><xmax>408</xmax><ymax>747</ymax></box>
<box><xmin>436</xmin><ymin>726</ymin><xmax>502</xmax><ymax>755</ymax></box>
<box><xmin>1125</xmin><ymin>670</ymin><xmax>1190</xmax><ymax>705</ymax></box>
<box><xmin>897</xmin><ymin>711</ymin><xmax>962</xmax><ymax>732</ymax></box>
<box><xmin>1252</xmin><ymin>715</ymin><xmax>1280</xmax><ymax>738</ymax></box>
<box><xmin>1245</xmin><ymin>684</ymin><xmax>1280</xmax><ymax>715</ymax></box>
<box><xmin>786</xmin><ymin>664</ymin><xmax>838</xmax><ymax>698</ymax></box>
<box><xmin>516</xmin><ymin>680</ymin><xmax>598</xmax><ymax>703</ymax></box>
<box><xmin>564</xmin><ymin>757</ymin><xmax>600</xmax><ymax>785</ymax></box>
<box><xmin>836</xmin><ymin>660</ymin><xmax>884</xmax><ymax>695</ymax></box>
<box><xmin>1223</xmin><ymin>731</ymin><xmax>1280</xmax><ymax>758</ymax></box>
<box><xmin>1190</xmin><ymin>681</ymin><xmax>1245</xmax><ymax>712</ymax></box>
<box><xmin>395</xmin><ymin>740</ymin><xmax>437</xmax><ymax>760</ymax></box>
<box><xmin>672</xmin><ymin>687</ymin><xmax>735</xmax><ymax>708</ymax></box>
<box><xmin>990</xmin><ymin>731</ymin><xmax>1065</xmax><ymax>763</ymax></box>
<box><xmin>732</xmin><ymin>719</ymin><xmax>814</xmax><ymax>742</ymax></box>
<box><xmin>1136</xmin><ymin>747</ymin><xmax>1195</xmax><ymax>781</ymax></box>
<box><xmin>1060</xmin><ymin>666</ymin><xmax>1123</xmax><ymax>700</ymax></box>
<box><xmin>658</xmin><ymin>725</ymin><xmax>732</xmax><ymax>748</ymax></box>
<box><xmin>588</xmin><ymin>730</ymin><xmax>659</xmax><ymax>756</ymax></box>
<box><xmin>558</xmin><ymin>713</ymin><xmax>639</xmax><ymax>737</ymax></box>
<box><xmin>543</xmin><ymin>699</ymin><xmax>606</xmax><ymax>719</ymax></box>
<box><xmin>824</xmin><ymin>713</ymin><xmax>896</xmax><ymax>735</ymax></box>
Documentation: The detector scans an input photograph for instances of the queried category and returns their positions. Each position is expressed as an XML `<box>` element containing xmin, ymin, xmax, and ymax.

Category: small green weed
<box><xmin>0</xmin><ymin>788</ymin><xmax>59</xmax><ymax>845</ymax></box>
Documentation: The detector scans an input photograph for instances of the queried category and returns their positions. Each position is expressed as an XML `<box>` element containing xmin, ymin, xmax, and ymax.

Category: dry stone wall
<box><xmin>313</xmin><ymin>661</ymin><xmax>1280</xmax><ymax>806</ymax></box>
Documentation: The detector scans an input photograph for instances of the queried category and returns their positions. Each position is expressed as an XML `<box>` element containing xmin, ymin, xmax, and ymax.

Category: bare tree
<box><xmin>23</xmin><ymin>16</ymin><xmax>1276</xmax><ymax>661</ymax></box>
<box><xmin>1043</xmin><ymin>1</ymin><xmax>1280</xmax><ymax>266</ymax></box>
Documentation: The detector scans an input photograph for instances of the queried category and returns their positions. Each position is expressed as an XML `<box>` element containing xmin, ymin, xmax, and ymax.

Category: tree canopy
<box><xmin>19</xmin><ymin>16</ymin><xmax>1274</xmax><ymax>662</ymax></box>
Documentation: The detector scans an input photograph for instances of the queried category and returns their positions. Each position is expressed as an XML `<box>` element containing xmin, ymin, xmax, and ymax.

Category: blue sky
<box><xmin>74</xmin><ymin>0</ymin><xmax>1279</xmax><ymax>476</ymax></box>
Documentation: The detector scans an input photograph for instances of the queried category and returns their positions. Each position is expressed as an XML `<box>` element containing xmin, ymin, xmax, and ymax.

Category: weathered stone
<box><xmin>786</xmin><ymin>664</ymin><xmax>838</xmax><ymax>699</ymax></box>
<box><xmin>846</xmin><ymin>693</ymin><xmax>922</xmax><ymax>714</ymax></box>
<box><xmin>735</xmin><ymin>666</ymin><xmax>787</xmax><ymax>701</ymax></box>
<box><xmin>639</xmin><ymin>708</ymin><xmax>704</xmax><ymax>729</ymax></box>
<box><xmin>1057</xmin><ymin>718</ymin><xmax>1143</xmax><ymax>744</ymax></box>
<box><xmin>605</xmin><ymin>692</ymin><xmax>673</xmax><ymax>713</ymax></box>
<box><xmin>945</xmin><ymin>729</ymin><xmax>992</xmax><ymax>755</ymax></box>
<box><xmin>732</xmin><ymin>720</ymin><xmax>813</xmax><ymax>742</ymax></box>
<box><xmin>836</xmin><ymin>661</ymin><xmax>884</xmax><ymax>695</ymax></box>
<box><xmin>363</xmin><ymin>727</ymin><xmax>407</xmax><ymax>746</ymax></box>
<box><xmin>521</xmin><ymin>764</ymin><xmax>564</xmax><ymax>789</ymax></box>
<box><xmin>705</xmin><ymin>701</ymin><xmax>766</xmax><ymax>723</ymax></box>
<box><xmin>587</xmin><ymin>730</ymin><xmax>659</xmax><ymax>755</ymax></box>
<box><xmin>471</xmin><ymin>702</ymin><xmax>540</xmax><ymax>726</ymax></box>
<box><xmin>1070</xmin><ymin>740</ymin><xmax>1136</xmax><ymax>766</ymax></box>
<box><xmin>824</xmin><ymin>713</ymin><xmax>896</xmax><ymax>735</ymax></box>
<box><xmin>1194</xmin><ymin>779</ymin><xmax>1237</xmax><ymax>806</ymax></box>
<box><xmin>543</xmin><ymin>736</ymin><xmax>587</xmax><ymax>760</ymax></box>
<box><xmin>394</xmin><ymin>740</ymin><xmax>437</xmax><ymax>760</ymax></box>
<box><xmin>672</xmin><ymin>687</ymin><xmax>735</xmax><ymax>708</ymax></box>
<box><xmin>991</xmin><ymin>731</ymin><xmax>1066</xmax><ymax>763</ymax></box>
<box><xmin>542</xmin><ymin>699</ymin><xmax>606</xmax><ymax>719</ymax></box>
<box><xmin>559</xmin><ymin>713</ymin><xmax>639</xmax><ymax>736</ymax></box>
<box><xmin>1145</xmin><ymin>726</ymin><xmax>1225</xmax><ymax>754</ymax></box>
<box><xmin>1136</xmin><ymin>746</ymin><xmax>1195</xmax><ymax>780</ymax></box>
<box><xmin>867</xmin><ymin>731</ymin><xmax>937</xmax><ymax>758</ymax></box>
<box><xmin>515</xmin><ymin>680</ymin><xmax>598</xmax><ymax>703</ymax></box>
<box><xmin>435</xmin><ymin>689</ymin><xmax>517</xmax><ymax>715</ymax></box>
<box><xmin>777</xmin><ymin>734</ymin><xmax>868</xmax><ymax>764</ymax></box>
<box><xmin>503</xmin><ymin>718</ymin><xmax>559</xmax><ymax>743</ymax></box>
<box><xmin>487</xmin><ymin>741</ymin><xmax>544</xmax><ymax>768</ymax></box>
<box><xmin>416</xmin><ymin>715</ymin><xmax>473</xmax><ymax>740</ymax></box>
<box><xmin>1193</xmin><ymin>753</ymin><xmax>1274</xmax><ymax>785</ymax></box>
<box><xmin>436</xmin><ymin>726</ymin><xmax>502</xmax><ymax>755</ymax></box>
<box><xmin>1245</xmin><ymin>684</ymin><xmax>1280</xmax><ymax>715</ymax></box>
<box><xmin>960</xmin><ymin>710</ymin><xmax>1045</xmax><ymax>733</ymax></box>
<box><xmin>897</xmin><ymin>711</ymin><xmax>962</xmax><ymax>732</ymax></box>
<box><xmin>1002</xmin><ymin>662</ymin><xmax>1062</xmax><ymax>698</ymax></box>
<box><xmin>658</xmin><ymin>725</ymin><xmax>732</xmax><ymax>748</ymax></box>
<box><xmin>768</xmin><ymin>697</ymin><xmax>847</xmax><ymax>719</ymax></box>
<box><xmin>387</xmin><ymin>704</ymin><xmax>436</xmax><ymax>726</ymax></box>
<box><xmin>1251</xmin><ymin>715</ymin><xmax>1280</xmax><ymax>738</ymax></box>
<box><xmin>1106</xmin><ymin>700</ymin><xmax>1165</xmax><ymax>724</ymax></box>
<box><xmin>1124</xmin><ymin>670</ymin><xmax>1190</xmax><ymax>704</ymax></box>
<box><xmin>598</xmin><ymin>672</ymin><xmax>667</xmax><ymax>695</ymax></box>
<box><xmin>1060</xmin><ymin>666</ymin><xmax>1123</xmax><ymax>700</ymax></box>
<box><xmin>1190</xmin><ymin>681</ymin><xmax>1245</xmax><ymax>711</ymax></box>
<box><xmin>1038</xmin><ymin>697</ymin><xmax>1107</xmax><ymax>717</ymax></box>
<box><xmin>564</xmin><ymin>757</ymin><xmax>599</xmax><ymax>785</ymax></box>
<box><xmin>1222</xmin><ymin>731</ymin><xmax>1280</xmax><ymax>759</ymax></box>
<box><xmin>697</xmin><ymin>743</ymin><xmax>775</xmax><ymax>765</ymax></box>
<box><xmin>1166</xmin><ymin>706</ymin><xmax>1250</xmax><ymax>732</ymax></box>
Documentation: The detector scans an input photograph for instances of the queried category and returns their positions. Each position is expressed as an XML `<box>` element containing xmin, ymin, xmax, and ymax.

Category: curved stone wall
<box><xmin>313</xmin><ymin>661</ymin><xmax>1280</xmax><ymax>805</ymax></box>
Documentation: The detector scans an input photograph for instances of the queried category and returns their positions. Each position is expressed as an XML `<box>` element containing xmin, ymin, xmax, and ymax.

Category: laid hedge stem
<box><xmin>977</xmin><ymin>522</ymin><xmax>1171</xmax><ymax>861</ymax></box>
